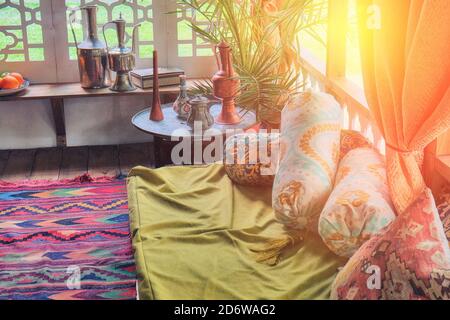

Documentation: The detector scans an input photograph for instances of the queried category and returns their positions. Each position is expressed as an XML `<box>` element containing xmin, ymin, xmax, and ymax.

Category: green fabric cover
<box><xmin>127</xmin><ymin>164</ymin><xmax>346</xmax><ymax>300</ymax></box>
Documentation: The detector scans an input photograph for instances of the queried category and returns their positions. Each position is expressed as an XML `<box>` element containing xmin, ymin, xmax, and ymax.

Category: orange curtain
<box><xmin>437</xmin><ymin>130</ymin><xmax>450</xmax><ymax>155</ymax></box>
<box><xmin>357</xmin><ymin>0</ymin><xmax>450</xmax><ymax>213</ymax></box>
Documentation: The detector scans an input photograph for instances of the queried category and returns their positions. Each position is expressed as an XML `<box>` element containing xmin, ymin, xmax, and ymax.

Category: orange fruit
<box><xmin>10</xmin><ymin>72</ymin><xmax>24</xmax><ymax>85</ymax></box>
<box><xmin>0</xmin><ymin>75</ymin><xmax>20</xmax><ymax>90</ymax></box>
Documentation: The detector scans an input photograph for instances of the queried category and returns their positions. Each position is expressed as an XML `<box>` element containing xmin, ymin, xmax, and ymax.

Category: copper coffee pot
<box><xmin>212</xmin><ymin>41</ymin><xmax>241</xmax><ymax>125</ymax></box>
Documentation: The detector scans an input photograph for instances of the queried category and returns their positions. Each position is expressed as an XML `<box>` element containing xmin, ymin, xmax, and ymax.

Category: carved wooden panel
<box><xmin>0</xmin><ymin>0</ymin><xmax>57</xmax><ymax>82</ymax></box>
<box><xmin>175</xmin><ymin>5</ymin><xmax>213</xmax><ymax>58</ymax></box>
<box><xmin>0</xmin><ymin>0</ymin><xmax>45</xmax><ymax>62</ymax></box>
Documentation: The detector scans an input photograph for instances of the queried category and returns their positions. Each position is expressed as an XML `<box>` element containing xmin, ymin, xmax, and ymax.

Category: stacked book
<box><xmin>131</xmin><ymin>67</ymin><xmax>185</xmax><ymax>89</ymax></box>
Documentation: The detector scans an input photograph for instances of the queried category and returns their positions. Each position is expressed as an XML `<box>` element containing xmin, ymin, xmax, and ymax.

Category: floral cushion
<box><xmin>272</xmin><ymin>92</ymin><xmax>342</xmax><ymax>231</ymax></box>
<box><xmin>331</xmin><ymin>188</ymin><xmax>450</xmax><ymax>300</ymax></box>
<box><xmin>318</xmin><ymin>148</ymin><xmax>396</xmax><ymax>257</ymax></box>
<box><xmin>223</xmin><ymin>130</ymin><xmax>372</xmax><ymax>187</ymax></box>
<box><xmin>223</xmin><ymin>133</ymin><xmax>279</xmax><ymax>187</ymax></box>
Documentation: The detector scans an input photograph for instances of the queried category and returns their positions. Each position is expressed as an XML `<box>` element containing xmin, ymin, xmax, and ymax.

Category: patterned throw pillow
<box><xmin>318</xmin><ymin>148</ymin><xmax>396</xmax><ymax>257</ymax></box>
<box><xmin>331</xmin><ymin>188</ymin><xmax>450</xmax><ymax>300</ymax></box>
<box><xmin>272</xmin><ymin>92</ymin><xmax>342</xmax><ymax>231</ymax></box>
<box><xmin>223</xmin><ymin>133</ymin><xmax>279</xmax><ymax>187</ymax></box>
<box><xmin>223</xmin><ymin>130</ymin><xmax>372</xmax><ymax>187</ymax></box>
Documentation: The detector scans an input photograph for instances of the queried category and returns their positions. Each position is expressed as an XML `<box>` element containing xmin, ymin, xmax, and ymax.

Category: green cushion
<box><xmin>127</xmin><ymin>164</ymin><xmax>346</xmax><ymax>300</ymax></box>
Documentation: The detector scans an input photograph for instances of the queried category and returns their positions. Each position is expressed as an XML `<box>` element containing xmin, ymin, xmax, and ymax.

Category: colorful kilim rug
<box><xmin>0</xmin><ymin>175</ymin><xmax>136</xmax><ymax>300</ymax></box>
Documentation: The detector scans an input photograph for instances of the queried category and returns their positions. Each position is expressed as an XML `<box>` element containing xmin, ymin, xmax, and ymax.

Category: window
<box><xmin>2</xmin><ymin>0</ymin><xmax>367</xmax><ymax>85</ymax></box>
<box><xmin>0</xmin><ymin>0</ymin><xmax>57</xmax><ymax>82</ymax></box>
<box><xmin>166</xmin><ymin>1</ymin><xmax>215</xmax><ymax>78</ymax></box>
<box><xmin>65</xmin><ymin>0</ymin><xmax>155</xmax><ymax>61</ymax></box>
<box><xmin>346</xmin><ymin>0</ymin><xmax>363</xmax><ymax>87</ymax></box>
<box><xmin>0</xmin><ymin>0</ymin><xmax>45</xmax><ymax>62</ymax></box>
<box><xmin>0</xmin><ymin>0</ymin><xmax>214</xmax><ymax>84</ymax></box>
<box><xmin>175</xmin><ymin>6</ymin><xmax>213</xmax><ymax>58</ymax></box>
<box><xmin>297</xmin><ymin>0</ymin><xmax>328</xmax><ymax>68</ymax></box>
<box><xmin>299</xmin><ymin>0</ymin><xmax>366</xmax><ymax>89</ymax></box>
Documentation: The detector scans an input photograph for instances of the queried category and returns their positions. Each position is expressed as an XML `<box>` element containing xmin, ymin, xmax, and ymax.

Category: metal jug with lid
<box><xmin>103</xmin><ymin>14</ymin><xmax>141</xmax><ymax>92</ymax></box>
<box><xmin>187</xmin><ymin>96</ymin><xmax>215</xmax><ymax>131</ymax></box>
<box><xmin>68</xmin><ymin>5</ymin><xmax>109</xmax><ymax>89</ymax></box>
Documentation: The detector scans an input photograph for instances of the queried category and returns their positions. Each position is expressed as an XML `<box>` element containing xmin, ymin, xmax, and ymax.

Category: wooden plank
<box><xmin>2</xmin><ymin>149</ymin><xmax>36</xmax><ymax>181</ymax></box>
<box><xmin>50</xmin><ymin>98</ymin><xmax>67</xmax><ymax>147</ymax></box>
<box><xmin>31</xmin><ymin>148</ymin><xmax>63</xmax><ymax>181</ymax></box>
<box><xmin>118</xmin><ymin>143</ymin><xmax>153</xmax><ymax>176</ymax></box>
<box><xmin>88</xmin><ymin>145</ymin><xmax>120</xmax><ymax>178</ymax></box>
<box><xmin>0</xmin><ymin>79</ymin><xmax>201</xmax><ymax>102</ymax></box>
<box><xmin>0</xmin><ymin>150</ymin><xmax>10</xmax><ymax>178</ymax></box>
<box><xmin>59</xmin><ymin>146</ymin><xmax>89</xmax><ymax>179</ymax></box>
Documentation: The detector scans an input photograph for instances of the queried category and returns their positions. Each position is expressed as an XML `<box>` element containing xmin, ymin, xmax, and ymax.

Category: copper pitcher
<box><xmin>212</xmin><ymin>41</ymin><xmax>241</xmax><ymax>125</ymax></box>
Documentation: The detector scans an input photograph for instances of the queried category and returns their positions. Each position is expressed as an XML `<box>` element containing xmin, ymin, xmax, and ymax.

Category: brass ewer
<box><xmin>103</xmin><ymin>15</ymin><xmax>141</xmax><ymax>92</ymax></box>
<box><xmin>68</xmin><ymin>5</ymin><xmax>109</xmax><ymax>89</ymax></box>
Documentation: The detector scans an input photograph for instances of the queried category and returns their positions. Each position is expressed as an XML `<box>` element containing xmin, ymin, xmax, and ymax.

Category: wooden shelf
<box><xmin>0</xmin><ymin>79</ymin><xmax>202</xmax><ymax>147</ymax></box>
<box><xmin>0</xmin><ymin>80</ymin><xmax>202</xmax><ymax>101</ymax></box>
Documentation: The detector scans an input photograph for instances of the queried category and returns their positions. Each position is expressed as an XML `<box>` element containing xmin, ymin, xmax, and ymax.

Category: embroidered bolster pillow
<box><xmin>272</xmin><ymin>92</ymin><xmax>342</xmax><ymax>231</ymax></box>
<box><xmin>331</xmin><ymin>189</ymin><xmax>450</xmax><ymax>300</ymax></box>
<box><xmin>223</xmin><ymin>133</ymin><xmax>280</xmax><ymax>187</ymax></box>
<box><xmin>318</xmin><ymin>147</ymin><xmax>396</xmax><ymax>257</ymax></box>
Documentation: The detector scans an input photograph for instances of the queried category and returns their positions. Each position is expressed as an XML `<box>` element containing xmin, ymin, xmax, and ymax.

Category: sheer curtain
<box><xmin>357</xmin><ymin>0</ymin><xmax>450</xmax><ymax>213</ymax></box>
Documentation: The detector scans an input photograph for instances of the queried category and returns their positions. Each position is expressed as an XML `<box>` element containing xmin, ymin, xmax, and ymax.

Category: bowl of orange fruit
<box><xmin>0</xmin><ymin>72</ymin><xmax>30</xmax><ymax>97</ymax></box>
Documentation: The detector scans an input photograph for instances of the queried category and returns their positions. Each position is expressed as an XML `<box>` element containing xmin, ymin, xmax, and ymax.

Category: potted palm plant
<box><xmin>176</xmin><ymin>0</ymin><xmax>327</xmax><ymax>127</ymax></box>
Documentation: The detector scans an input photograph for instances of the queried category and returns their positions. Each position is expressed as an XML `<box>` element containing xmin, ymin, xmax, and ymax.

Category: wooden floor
<box><xmin>0</xmin><ymin>143</ymin><xmax>154</xmax><ymax>182</ymax></box>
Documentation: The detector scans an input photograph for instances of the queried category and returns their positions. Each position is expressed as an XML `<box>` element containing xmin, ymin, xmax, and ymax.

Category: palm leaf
<box><xmin>176</xmin><ymin>0</ymin><xmax>325</xmax><ymax>124</ymax></box>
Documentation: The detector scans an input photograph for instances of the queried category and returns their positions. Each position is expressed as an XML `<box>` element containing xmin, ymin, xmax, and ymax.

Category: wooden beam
<box><xmin>326</xmin><ymin>0</ymin><xmax>349</xmax><ymax>79</ymax></box>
